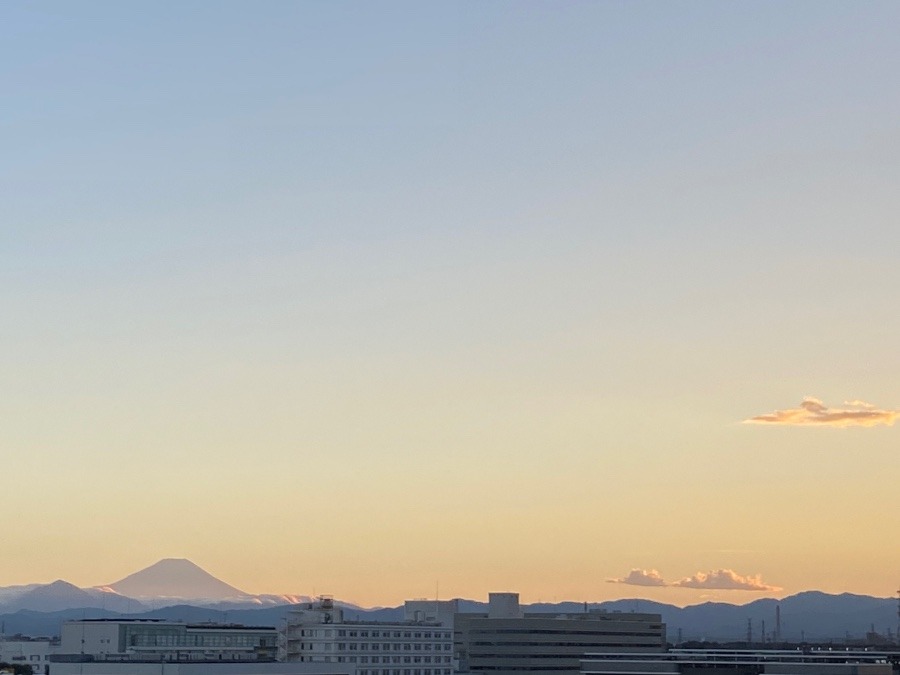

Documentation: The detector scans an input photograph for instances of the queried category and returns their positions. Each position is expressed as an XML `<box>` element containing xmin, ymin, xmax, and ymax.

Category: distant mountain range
<box><xmin>0</xmin><ymin>559</ymin><xmax>895</xmax><ymax>644</ymax></box>
<box><xmin>0</xmin><ymin>559</ymin><xmax>312</xmax><ymax>614</ymax></box>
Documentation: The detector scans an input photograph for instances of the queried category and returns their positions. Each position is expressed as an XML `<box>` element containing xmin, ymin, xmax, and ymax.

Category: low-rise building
<box><xmin>49</xmin><ymin>661</ymin><xmax>354</xmax><ymax>675</ymax></box>
<box><xmin>0</xmin><ymin>638</ymin><xmax>59</xmax><ymax>675</ymax></box>
<box><xmin>455</xmin><ymin>593</ymin><xmax>665</xmax><ymax>675</ymax></box>
<box><xmin>579</xmin><ymin>649</ymin><xmax>895</xmax><ymax>675</ymax></box>
<box><xmin>282</xmin><ymin>598</ymin><xmax>454</xmax><ymax>675</ymax></box>
<box><xmin>58</xmin><ymin>620</ymin><xmax>278</xmax><ymax>662</ymax></box>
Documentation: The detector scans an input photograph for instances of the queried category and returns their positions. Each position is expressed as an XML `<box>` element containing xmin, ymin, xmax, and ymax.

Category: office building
<box><xmin>49</xmin><ymin>662</ymin><xmax>354</xmax><ymax>675</ymax></box>
<box><xmin>282</xmin><ymin>597</ymin><xmax>454</xmax><ymax>675</ymax></box>
<box><xmin>579</xmin><ymin>649</ymin><xmax>895</xmax><ymax>675</ymax></box>
<box><xmin>58</xmin><ymin>619</ymin><xmax>278</xmax><ymax>662</ymax></box>
<box><xmin>455</xmin><ymin>593</ymin><xmax>665</xmax><ymax>675</ymax></box>
<box><xmin>0</xmin><ymin>638</ymin><xmax>59</xmax><ymax>675</ymax></box>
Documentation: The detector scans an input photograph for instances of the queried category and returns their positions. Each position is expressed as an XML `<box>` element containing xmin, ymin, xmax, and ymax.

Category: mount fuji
<box><xmin>0</xmin><ymin>559</ymin><xmax>310</xmax><ymax>613</ymax></box>
<box><xmin>95</xmin><ymin>558</ymin><xmax>311</xmax><ymax>609</ymax></box>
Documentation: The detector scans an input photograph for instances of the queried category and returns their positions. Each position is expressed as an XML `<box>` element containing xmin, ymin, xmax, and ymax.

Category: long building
<box><xmin>58</xmin><ymin>620</ymin><xmax>278</xmax><ymax>662</ymax></box>
<box><xmin>579</xmin><ymin>649</ymin><xmax>896</xmax><ymax>675</ymax></box>
<box><xmin>454</xmin><ymin>593</ymin><xmax>665</xmax><ymax>675</ymax></box>
<box><xmin>282</xmin><ymin>597</ymin><xmax>454</xmax><ymax>675</ymax></box>
<box><xmin>0</xmin><ymin>638</ymin><xmax>59</xmax><ymax>675</ymax></box>
<box><xmin>48</xmin><ymin>662</ymin><xmax>355</xmax><ymax>675</ymax></box>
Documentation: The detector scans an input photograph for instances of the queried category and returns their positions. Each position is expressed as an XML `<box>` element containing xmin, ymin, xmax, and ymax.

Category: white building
<box><xmin>0</xmin><ymin>639</ymin><xmax>59</xmax><ymax>675</ymax></box>
<box><xmin>282</xmin><ymin>598</ymin><xmax>454</xmax><ymax>675</ymax></box>
<box><xmin>49</xmin><ymin>662</ymin><xmax>354</xmax><ymax>675</ymax></box>
<box><xmin>59</xmin><ymin>620</ymin><xmax>278</xmax><ymax>661</ymax></box>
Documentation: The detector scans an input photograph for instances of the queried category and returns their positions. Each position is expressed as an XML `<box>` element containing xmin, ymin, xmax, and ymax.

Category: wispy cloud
<box><xmin>744</xmin><ymin>397</ymin><xmax>900</xmax><ymax>428</ymax></box>
<box><xmin>606</xmin><ymin>569</ymin><xmax>667</xmax><ymax>587</ymax></box>
<box><xmin>672</xmin><ymin>569</ymin><xmax>780</xmax><ymax>591</ymax></box>
<box><xmin>608</xmin><ymin>568</ymin><xmax>780</xmax><ymax>591</ymax></box>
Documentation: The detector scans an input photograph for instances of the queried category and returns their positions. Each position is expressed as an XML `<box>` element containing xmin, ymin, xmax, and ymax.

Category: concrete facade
<box><xmin>0</xmin><ymin>639</ymin><xmax>59</xmax><ymax>675</ymax></box>
<box><xmin>58</xmin><ymin>620</ymin><xmax>278</xmax><ymax>662</ymax></box>
<box><xmin>49</xmin><ymin>662</ymin><xmax>354</xmax><ymax>675</ymax></box>
<box><xmin>282</xmin><ymin>599</ymin><xmax>454</xmax><ymax>675</ymax></box>
<box><xmin>455</xmin><ymin>594</ymin><xmax>665</xmax><ymax>675</ymax></box>
<box><xmin>579</xmin><ymin>649</ymin><xmax>896</xmax><ymax>675</ymax></box>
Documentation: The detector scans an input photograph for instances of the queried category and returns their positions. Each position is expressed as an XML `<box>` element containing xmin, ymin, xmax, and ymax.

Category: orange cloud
<box><xmin>672</xmin><ymin>569</ymin><xmax>780</xmax><ymax>591</ymax></box>
<box><xmin>606</xmin><ymin>568</ymin><xmax>667</xmax><ymax>587</ymax></box>
<box><xmin>744</xmin><ymin>397</ymin><xmax>900</xmax><ymax>428</ymax></box>
<box><xmin>608</xmin><ymin>568</ymin><xmax>780</xmax><ymax>591</ymax></box>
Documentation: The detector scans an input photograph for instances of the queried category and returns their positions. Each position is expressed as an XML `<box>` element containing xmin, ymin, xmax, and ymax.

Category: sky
<box><xmin>1</xmin><ymin>1</ymin><xmax>898</xmax><ymax>608</ymax></box>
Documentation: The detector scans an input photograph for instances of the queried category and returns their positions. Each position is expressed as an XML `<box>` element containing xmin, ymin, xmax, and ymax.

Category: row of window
<box><xmin>131</xmin><ymin>635</ymin><xmax>267</xmax><ymax>647</ymax></box>
<box><xmin>470</xmin><ymin>641</ymin><xmax>663</xmax><ymax>647</ymax></box>
<box><xmin>468</xmin><ymin>629</ymin><xmax>661</xmax><ymax>636</ymax></box>
<box><xmin>340</xmin><ymin>630</ymin><xmax>449</xmax><ymax>639</ymax></box>
<box><xmin>333</xmin><ymin>655</ymin><xmax>452</xmax><ymax>664</ymax></box>
<box><xmin>357</xmin><ymin>669</ymin><xmax>452</xmax><ymax>675</ymax></box>
<box><xmin>296</xmin><ymin>629</ymin><xmax>451</xmax><ymax>639</ymax></box>
<box><xmin>295</xmin><ymin>642</ymin><xmax>451</xmax><ymax>652</ymax></box>
<box><xmin>342</xmin><ymin>643</ymin><xmax>451</xmax><ymax>652</ymax></box>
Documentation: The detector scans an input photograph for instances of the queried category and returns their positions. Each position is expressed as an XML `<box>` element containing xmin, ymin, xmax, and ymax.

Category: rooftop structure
<box><xmin>282</xmin><ymin>597</ymin><xmax>454</xmax><ymax>675</ymax></box>
<box><xmin>455</xmin><ymin>593</ymin><xmax>666</xmax><ymax>675</ymax></box>
<box><xmin>48</xmin><ymin>662</ymin><xmax>355</xmax><ymax>675</ymax></box>
<box><xmin>57</xmin><ymin>619</ymin><xmax>278</xmax><ymax>662</ymax></box>
<box><xmin>580</xmin><ymin>649</ymin><xmax>897</xmax><ymax>675</ymax></box>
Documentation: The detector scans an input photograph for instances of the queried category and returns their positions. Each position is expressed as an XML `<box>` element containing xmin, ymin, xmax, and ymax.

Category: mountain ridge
<box><xmin>0</xmin><ymin>591</ymin><xmax>895</xmax><ymax>643</ymax></box>
<box><xmin>0</xmin><ymin>559</ymin><xmax>895</xmax><ymax>643</ymax></box>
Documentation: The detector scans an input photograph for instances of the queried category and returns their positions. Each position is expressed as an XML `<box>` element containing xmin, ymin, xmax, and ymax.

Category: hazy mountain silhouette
<box><xmin>0</xmin><ymin>591</ymin><xmax>895</xmax><ymax>643</ymax></box>
<box><xmin>0</xmin><ymin>560</ymin><xmax>894</xmax><ymax>644</ymax></box>
<box><xmin>0</xmin><ymin>580</ymin><xmax>142</xmax><ymax>613</ymax></box>
<box><xmin>102</xmin><ymin>558</ymin><xmax>248</xmax><ymax>601</ymax></box>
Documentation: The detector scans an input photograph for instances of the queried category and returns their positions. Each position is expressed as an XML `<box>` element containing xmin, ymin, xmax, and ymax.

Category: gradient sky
<box><xmin>2</xmin><ymin>1</ymin><xmax>898</xmax><ymax>608</ymax></box>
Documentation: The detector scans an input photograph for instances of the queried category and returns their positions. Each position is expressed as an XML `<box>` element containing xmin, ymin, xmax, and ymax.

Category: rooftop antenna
<box><xmin>775</xmin><ymin>605</ymin><xmax>781</xmax><ymax>643</ymax></box>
